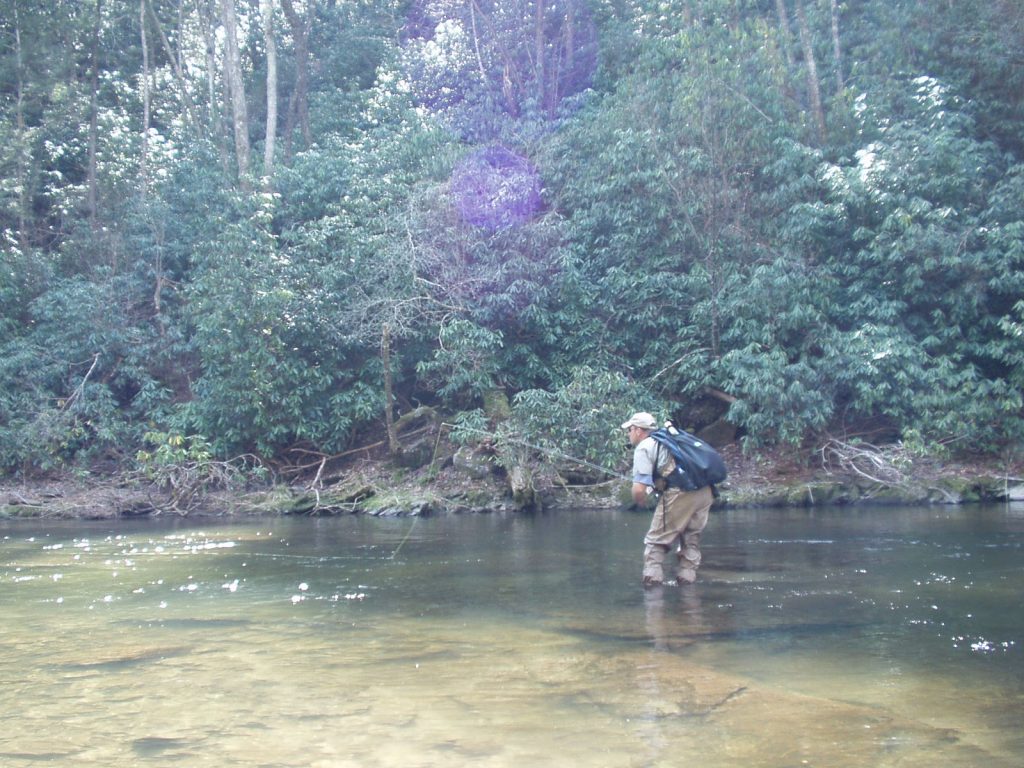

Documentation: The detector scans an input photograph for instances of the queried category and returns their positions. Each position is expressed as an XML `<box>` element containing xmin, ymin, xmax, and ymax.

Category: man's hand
<box><xmin>631</xmin><ymin>482</ymin><xmax>652</xmax><ymax>506</ymax></box>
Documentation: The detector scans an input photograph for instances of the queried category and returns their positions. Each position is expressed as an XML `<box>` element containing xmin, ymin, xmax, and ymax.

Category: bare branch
<box><xmin>61</xmin><ymin>354</ymin><xmax>101</xmax><ymax>412</ymax></box>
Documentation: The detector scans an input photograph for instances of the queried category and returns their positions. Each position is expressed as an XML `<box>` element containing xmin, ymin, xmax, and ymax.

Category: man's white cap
<box><xmin>620</xmin><ymin>412</ymin><xmax>658</xmax><ymax>430</ymax></box>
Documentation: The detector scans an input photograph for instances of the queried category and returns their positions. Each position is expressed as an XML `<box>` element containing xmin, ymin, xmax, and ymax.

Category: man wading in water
<box><xmin>622</xmin><ymin>412</ymin><xmax>714</xmax><ymax>586</ymax></box>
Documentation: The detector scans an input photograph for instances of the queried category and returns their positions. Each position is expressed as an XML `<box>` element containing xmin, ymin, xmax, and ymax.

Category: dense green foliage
<box><xmin>1</xmin><ymin>0</ymin><xmax>1021</xmax><ymax>478</ymax></box>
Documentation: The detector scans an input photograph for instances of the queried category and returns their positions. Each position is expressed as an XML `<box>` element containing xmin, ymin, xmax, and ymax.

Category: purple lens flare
<box><xmin>450</xmin><ymin>145</ymin><xmax>544</xmax><ymax>229</ymax></box>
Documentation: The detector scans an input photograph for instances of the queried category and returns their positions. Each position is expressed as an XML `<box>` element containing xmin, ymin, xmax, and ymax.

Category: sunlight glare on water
<box><xmin>1</xmin><ymin>505</ymin><xmax>1022</xmax><ymax>767</ymax></box>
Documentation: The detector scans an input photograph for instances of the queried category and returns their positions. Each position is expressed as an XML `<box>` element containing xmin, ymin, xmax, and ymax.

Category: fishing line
<box><xmin>389</xmin><ymin>516</ymin><xmax>418</xmax><ymax>560</ymax></box>
<box><xmin>241</xmin><ymin>551</ymin><xmax>386</xmax><ymax>562</ymax></box>
<box><xmin>440</xmin><ymin>423</ymin><xmax>630</xmax><ymax>482</ymax></box>
<box><xmin>384</xmin><ymin>422</ymin><xmax>629</xmax><ymax>561</ymax></box>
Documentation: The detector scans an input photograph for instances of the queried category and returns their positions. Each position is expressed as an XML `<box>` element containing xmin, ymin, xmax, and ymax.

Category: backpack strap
<box><xmin>650</xmin><ymin>439</ymin><xmax>676</xmax><ymax>493</ymax></box>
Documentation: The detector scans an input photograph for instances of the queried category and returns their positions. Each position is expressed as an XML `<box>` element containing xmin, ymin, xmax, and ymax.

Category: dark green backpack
<box><xmin>650</xmin><ymin>425</ymin><xmax>727</xmax><ymax>492</ymax></box>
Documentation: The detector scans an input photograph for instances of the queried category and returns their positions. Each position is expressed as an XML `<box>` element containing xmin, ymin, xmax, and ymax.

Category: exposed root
<box><xmin>820</xmin><ymin>438</ymin><xmax>911</xmax><ymax>486</ymax></box>
<box><xmin>134</xmin><ymin>455</ymin><xmax>260</xmax><ymax>515</ymax></box>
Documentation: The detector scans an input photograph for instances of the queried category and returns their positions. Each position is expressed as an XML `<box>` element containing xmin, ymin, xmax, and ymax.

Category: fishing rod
<box><xmin>440</xmin><ymin>422</ymin><xmax>631</xmax><ymax>483</ymax></box>
<box><xmin>388</xmin><ymin>424</ymin><xmax>629</xmax><ymax>561</ymax></box>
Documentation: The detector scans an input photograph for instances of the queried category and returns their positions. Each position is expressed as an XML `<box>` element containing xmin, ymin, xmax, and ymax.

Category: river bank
<box><xmin>2</xmin><ymin>441</ymin><xmax>1022</xmax><ymax>520</ymax></box>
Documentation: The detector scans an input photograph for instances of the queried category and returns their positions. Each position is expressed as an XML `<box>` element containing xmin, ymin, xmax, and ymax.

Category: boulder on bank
<box><xmin>452</xmin><ymin>446</ymin><xmax>496</xmax><ymax>479</ymax></box>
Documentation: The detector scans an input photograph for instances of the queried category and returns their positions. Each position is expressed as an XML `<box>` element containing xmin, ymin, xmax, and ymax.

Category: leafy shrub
<box><xmin>497</xmin><ymin>367</ymin><xmax>661</xmax><ymax>482</ymax></box>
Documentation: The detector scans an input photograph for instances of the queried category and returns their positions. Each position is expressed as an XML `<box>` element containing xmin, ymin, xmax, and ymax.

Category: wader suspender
<box><xmin>652</xmin><ymin>442</ymin><xmax>667</xmax><ymax>532</ymax></box>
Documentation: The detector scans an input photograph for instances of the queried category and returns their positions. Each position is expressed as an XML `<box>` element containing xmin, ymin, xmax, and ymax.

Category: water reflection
<box><xmin>1</xmin><ymin>505</ymin><xmax>1022</xmax><ymax>766</ymax></box>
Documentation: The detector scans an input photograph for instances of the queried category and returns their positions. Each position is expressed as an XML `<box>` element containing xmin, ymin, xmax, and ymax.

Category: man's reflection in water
<box><xmin>644</xmin><ymin>584</ymin><xmax>705</xmax><ymax>652</ymax></box>
<box><xmin>634</xmin><ymin>584</ymin><xmax>707</xmax><ymax>760</ymax></box>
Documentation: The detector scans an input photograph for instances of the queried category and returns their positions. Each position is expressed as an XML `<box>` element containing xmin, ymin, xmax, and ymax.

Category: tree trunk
<box><xmin>706</xmin><ymin>247</ymin><xmax>722</xmax><ymax>360</ymax></box>
<box><xmin>829</xmin><ymin>0</ymin><xmax>844</xmax><ymax>96</ymax></box>
<box><xmin>87</xmin><ymin>0</ymin><xmax>101</xmax><ymax>229</ymax></box>
<box><xmin>261</xmin><ymin>0</ymin><xmax>277</xmax><ymax>187</ymax></box>
<box><xmin>534</xmin><ymin>0</ymin><xmax>545</xmax><ymax>114</ymax></box>
<box><xmin>12</xmin><ymin>0</ymin><xmax>29</xmax><ymax>250</ymax></box>
<box><xmin>559</xmin><ymin>1</ymin><xmax>575</xmax><ymax>113</ymax></box>
<box><xmin>774</xmin><ymin>0</ymin><xmax>796</xmax><ymax>69</ymax></box>
<box><xmin>200</xmin><ymin>0</ymin><xmax>230</xmax><ymax>174</ymax></box>
<box><xmin>176</xmin><ymin>0</ymin><xmax>186</xmax><ymax>74</ymax></box>
<box><xmin>469</xmin><ymin>0</ymin><xmax>522</xmax><ymax>116</ymax></box>
<box><xmin>382</xmin><ymin>324</ymin><xmax>399</xmax><ymax>455</ymax></box>
<box><xmin>139</xmin><ymin>0</ymin><xmax>150</xmax><ymax>194</ymax></box>
<box><xmin>145</xmin><ymin>0</ymin><xmax>204</xmax><ymax>134</ymax></box>
<box><xmin>139</xmin><ymin>1</ymin><xmax>167</xmax><ymax>334</ymax></box>
<box><xmin>219</xmin><ymin>0</ymin><xmax>251</xmax><ymax>188</ymax></box>
<box><xmin>794</xmin><ymin>0</ymin><xmax>826</xmax><ymax>145</ymax></box>
<box><xmin>280</xmin><ymin>0</ymin><xmax>311</xmax><ymax>154</ymax></box>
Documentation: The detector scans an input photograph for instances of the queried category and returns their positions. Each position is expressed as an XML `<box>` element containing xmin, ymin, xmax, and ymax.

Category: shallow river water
<box><xmin>2</xmin><ymin>503</ymin><xmax>1022</xmax><ymax>767</ymax></box>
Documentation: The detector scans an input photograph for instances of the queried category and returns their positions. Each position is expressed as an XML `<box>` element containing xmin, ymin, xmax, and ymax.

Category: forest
<box><xmin>0</xmin><ymin>0</ymin><xmax>1022</xmax><ymax>489</ymax></box>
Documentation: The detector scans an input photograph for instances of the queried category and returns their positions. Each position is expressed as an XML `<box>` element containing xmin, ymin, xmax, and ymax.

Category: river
<box><xmin>2</xmin><ymin>503</ymin><xmax>1022</xmax><ymax>767</ymax></box>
